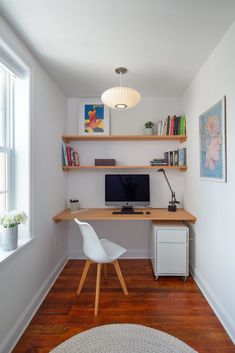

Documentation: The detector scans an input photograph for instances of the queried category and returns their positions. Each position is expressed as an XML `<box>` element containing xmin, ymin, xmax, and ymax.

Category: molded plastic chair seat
<box><xmin>74</xmin><ymin>218</ymin><xmax>128</xmax><ymax>315</ymax></box>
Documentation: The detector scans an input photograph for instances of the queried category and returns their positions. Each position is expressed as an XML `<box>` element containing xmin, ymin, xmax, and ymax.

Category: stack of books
<box><xmin>150</xmin><ymin>158</ymin><xmax>169</xmax><ymax>166</ymax></box>
<box><xmin>62</xmin><ymin>143</ymin><xmax>80</xmax><ymax>166</ymax></box>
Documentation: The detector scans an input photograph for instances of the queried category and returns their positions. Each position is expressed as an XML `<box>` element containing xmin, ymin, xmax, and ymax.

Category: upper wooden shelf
<box><xmin>62</xmin><ymin>134</ymin><xmax>187</xmax><ymax>143</ymax></box>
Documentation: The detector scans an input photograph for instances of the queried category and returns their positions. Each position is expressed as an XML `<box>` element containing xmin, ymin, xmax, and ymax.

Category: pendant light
<box><xmin>101</xmin><ymin>67</ymin><xmax>141</xmax><ymax>109</ymax></box>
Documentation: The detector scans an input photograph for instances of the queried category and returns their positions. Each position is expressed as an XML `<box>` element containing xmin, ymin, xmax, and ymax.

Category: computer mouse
<box><xmin>146</xmin><ymin>211</ymin><xmax>151</xmax><ymax>214</ymax></box>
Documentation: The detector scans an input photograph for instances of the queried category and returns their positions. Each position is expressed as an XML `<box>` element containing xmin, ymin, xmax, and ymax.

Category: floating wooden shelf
<box><xmin>62</xmin><ymin>134</ymin><xmax>187</xmax><ymax>143</ymax></box>
<box><xmin>62</xmin><ymin>165</ymin><xmax>187</xmax><ymax>171</ymax></box>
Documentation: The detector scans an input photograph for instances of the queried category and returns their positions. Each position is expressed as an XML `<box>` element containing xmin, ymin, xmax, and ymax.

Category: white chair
<box><xmin>74</xmin><ymin>218</ymin><xmax>128</xmax><ymax>315</ymax></box>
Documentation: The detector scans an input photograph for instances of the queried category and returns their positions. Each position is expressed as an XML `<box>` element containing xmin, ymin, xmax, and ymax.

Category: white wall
<box><xmin>182</xmin><ymin>21</ymin><xmax>235</xmax><ymax>343</ymax></box>
<box><xmin>66</xmin><ymin>98</ymin><xmax>186</xmax><ymax>258</ymax></box>
<box><xmin>0</xmin><ymin>17</ymin><xmax>68</xmax><ymax>352</ymax></box>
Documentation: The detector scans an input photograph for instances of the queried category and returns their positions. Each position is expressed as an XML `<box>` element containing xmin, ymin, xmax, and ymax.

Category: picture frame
<box><xmin>199</xmin><ymin>96</ymin><xmax>227</xmax><ymax>182</ymax></box>
<box><xmin>78</xmin><ymin>98</ymin><xmax>110</xmax><ymax>135</ymax></box>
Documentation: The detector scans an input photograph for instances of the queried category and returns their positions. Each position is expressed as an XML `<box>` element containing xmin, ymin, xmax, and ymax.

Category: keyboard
<box><xmin>112</xmin><ymin>211</ymin><xmax>144</xmax><ymax>215</ymax></box>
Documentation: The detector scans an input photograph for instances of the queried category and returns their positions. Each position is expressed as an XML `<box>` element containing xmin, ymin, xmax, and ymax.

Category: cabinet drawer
<box><xmin>157</xmin><ymin>229</ymin><xmax>187</xmax><ymax>243</ymax></box>
<box><xmin>157</xmin><ymin>243</ymin><xmax>187</xmax><ymax>274</ymax></box>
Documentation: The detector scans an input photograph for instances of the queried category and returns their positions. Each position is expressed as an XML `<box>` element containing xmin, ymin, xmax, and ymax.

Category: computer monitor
<box><xmin>105</xmin><ymin>174</ymin><xmax>150</xmax><ymax>211</ymax></box>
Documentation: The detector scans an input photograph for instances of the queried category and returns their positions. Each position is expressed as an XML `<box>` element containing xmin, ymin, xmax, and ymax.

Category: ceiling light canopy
<box><xmin>101</xmin><ymin>67</ymin><xmax>141</xmax><ymax>110</ymax></box>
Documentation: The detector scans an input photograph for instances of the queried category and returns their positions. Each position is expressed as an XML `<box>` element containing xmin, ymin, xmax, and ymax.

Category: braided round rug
<box><xmin>50</xmin><ymin>324</ymin><xmax>197</xmax><ymax>353</ymax></box>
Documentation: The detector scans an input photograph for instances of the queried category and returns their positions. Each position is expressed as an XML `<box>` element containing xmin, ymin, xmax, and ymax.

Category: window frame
<box><xmin>0</xmin><ymin>36</ymin><xmax>31</xmax><ymax>264</ymax></box>
<box><xmin>0</xmin><ymin>66</ymin><xmax>15</xmax><ymax>212</ymax></box>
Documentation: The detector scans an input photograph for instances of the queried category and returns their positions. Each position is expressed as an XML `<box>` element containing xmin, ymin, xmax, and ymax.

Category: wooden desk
<box><xmin>53</xmin><ymin>208</ymin><xmax>196</xmax><ymax>223</ymax></box>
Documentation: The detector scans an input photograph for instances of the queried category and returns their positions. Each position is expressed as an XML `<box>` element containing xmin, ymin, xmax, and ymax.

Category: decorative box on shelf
<box><xmin>94</xmin><ymin>159</ymin><xmax>116</xmax><ymax>166</ymax></box>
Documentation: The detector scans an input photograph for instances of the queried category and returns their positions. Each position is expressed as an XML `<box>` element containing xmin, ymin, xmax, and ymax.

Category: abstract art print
<box><xmin>79</xmin><ymin>99</ymin><xmax>109</xmax><ymax>135</ymax></box>
<box><xmin>199</xmin><ymin>97</ymin><xmax>227</xmax><ymax>182</ymax></box>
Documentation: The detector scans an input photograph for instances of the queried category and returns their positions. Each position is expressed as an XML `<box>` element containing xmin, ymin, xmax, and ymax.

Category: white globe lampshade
<box><xmin>101</xmin><ymin>86</ymin><xmax>141</xmax><ymax>109</ymax></box>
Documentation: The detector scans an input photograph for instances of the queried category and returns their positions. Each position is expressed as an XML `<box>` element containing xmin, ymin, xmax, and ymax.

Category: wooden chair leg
<box><xmin>95</xmin><ymin>263</ymin><xmax>102</xmax><ymax>315</ymax></box>
<box><xmin>76</xmin><ymin>259</ymin><xmax>92</xmax><ymax>295</ymax></box>
<box><xmin>103</xmin><ymin>263</ymin><xmax>108</xmax><ymax>278</ymax></box>
<box><xmin>113</xmin><ymin>260</ymin><xmax>128</xmax><ymax>295</ymax></box>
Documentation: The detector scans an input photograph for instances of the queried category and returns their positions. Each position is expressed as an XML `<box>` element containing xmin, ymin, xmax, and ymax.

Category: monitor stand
<box><xmin>122</xmin><ymin>206</ymin><xmax>134</xmax><ymax>213</ymax></box>
<box><xmin>112</xmin><ymin>206</ymin><xmax>144</xmax><ymax>215</ymax></box>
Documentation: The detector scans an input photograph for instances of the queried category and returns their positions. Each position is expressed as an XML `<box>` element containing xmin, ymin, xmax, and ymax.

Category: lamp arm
<box><xmin>158</xmin><ymin>169</ymin><xmax>180</xmax><ymax>209</ymax></box>
<box><xmin>161</xmin><ymin>169</ymin><xmax>174</xmax><ymax>195</ymax></box>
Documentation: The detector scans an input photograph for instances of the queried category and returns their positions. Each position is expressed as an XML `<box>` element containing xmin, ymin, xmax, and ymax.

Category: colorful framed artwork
<box><xmin>78</xmin><ymin>99</ymin><xmax>110</xmax><ymax>135</ymax></box>
<box><xmin>199</xmin><ymin>96</ymin><xmax>227</xmax><ymax>182</ymax></box>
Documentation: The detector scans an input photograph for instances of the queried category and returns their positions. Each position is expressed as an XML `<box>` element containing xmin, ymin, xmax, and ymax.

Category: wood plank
<box><xmin>62</xmin><ymin>165</ymin><xmax>187</xmax><ymax>171</ymax></box>
<box><xmin>12</xmin><ymin>260</ymin><xmax>235</xmax><ymax>353</ymax></box>
<box><xmin>53</xmin><ymin>208</ymin><xmax>197</xmax><ymax>223</ymax></box>
<box><xmin>62</xmin><ymin>134</ymin><xmax>187</xmax><ymax>143</ymax></box>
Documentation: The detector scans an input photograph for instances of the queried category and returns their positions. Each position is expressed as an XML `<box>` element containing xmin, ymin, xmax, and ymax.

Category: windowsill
<box><xmin>0</xmin><ymin>237</ymin><xmax>34</xmax><ymax>268</ymax></box>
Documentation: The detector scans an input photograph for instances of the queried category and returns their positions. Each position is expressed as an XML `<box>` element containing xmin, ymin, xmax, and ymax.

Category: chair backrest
<box><xmin>74</xmin><ymin>218</ymin><xmax>110</xmax><ymax>263</ymax></box>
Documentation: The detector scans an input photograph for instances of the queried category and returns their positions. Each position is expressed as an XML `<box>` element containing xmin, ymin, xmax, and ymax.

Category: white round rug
<box><xmin>50</xmin><ymin>324</ymin><xmax>197</xmax><ymax>353</ymax></box>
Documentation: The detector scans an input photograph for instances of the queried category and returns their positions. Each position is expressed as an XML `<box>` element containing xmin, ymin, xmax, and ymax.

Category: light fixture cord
<box><xmin>119</xmin><ymin>71</ymin><xmax>122</xmax><ymax>87</ymax></box>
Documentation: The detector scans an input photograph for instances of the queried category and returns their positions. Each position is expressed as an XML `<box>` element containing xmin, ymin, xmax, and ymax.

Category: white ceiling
<box><xmin>0</xmin><ymin>0</ymin><xmax>235</xmax><ymax>98</ymax></box>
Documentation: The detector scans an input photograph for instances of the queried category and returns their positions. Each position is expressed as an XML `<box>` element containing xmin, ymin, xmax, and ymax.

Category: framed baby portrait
<box><xmin>78</xmin><ymin>99</ymin><xmax>110</xmax><ymax>136</ymax></box>
<box><xmin>199</xmin><ymin>96</ymin><xmax>227</xmax><ymax>182</ymax></box>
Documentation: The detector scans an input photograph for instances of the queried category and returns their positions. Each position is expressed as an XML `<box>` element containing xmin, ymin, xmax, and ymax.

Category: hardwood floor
<box><xmin>13</xmin><ymin>260</ymin><xmax>235</xmax><ymax>353</ymax></box>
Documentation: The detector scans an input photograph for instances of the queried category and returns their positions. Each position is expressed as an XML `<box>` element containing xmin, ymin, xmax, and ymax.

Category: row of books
<box><xmin>156</xmin><ymin>115</ymin><xmax>186</xmax><ymax>136</ymax></box>
<box><xmin>150</xmin><ymin>148</ymin><xmax>187</xmax><ymax>166</ymax></box>
<box><xmin>62</xmin><ymin>143</ymin><xmax>80</xmax><ymax>166</ymax></box>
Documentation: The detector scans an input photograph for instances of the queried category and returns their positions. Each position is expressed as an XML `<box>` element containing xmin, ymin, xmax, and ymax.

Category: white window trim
<box><xmin>0</xmin><ymin>35</ymin><xmax>32</xmax><ymax>264</ymax></box>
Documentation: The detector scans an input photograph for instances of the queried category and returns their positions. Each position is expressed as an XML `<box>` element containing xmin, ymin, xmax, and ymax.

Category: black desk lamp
<box><xmin>157</xmin><ymin>168</ymin><xmax>180</xmax><ymax>212</ymax></box>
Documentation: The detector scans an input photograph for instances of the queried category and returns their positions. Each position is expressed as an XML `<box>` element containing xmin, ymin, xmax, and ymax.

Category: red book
<box><xmin>66</xmin><ymin>145</ymin><xmax>72</xmax><ymax>166</ymax></box>
<box><xmin>170</xmin><ymin>115</ymin><xmax>175</xmax><ymax>135</ymax></box>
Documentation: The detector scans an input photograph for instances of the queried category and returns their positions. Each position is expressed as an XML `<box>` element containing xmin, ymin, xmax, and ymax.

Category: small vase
<box><xmin>144</xmin><ymin>127</ymin><xmax>154</xmax><ymax>135</ymax></box>
<box><xmin>1</xmin><ymin>226</ymin><xmax>18</xmax><ymax>251</ymax></box>
<box><xmin>70</xmin><ymin>199</ymin><xmax>80</xmax><ymax>213</ymax></box>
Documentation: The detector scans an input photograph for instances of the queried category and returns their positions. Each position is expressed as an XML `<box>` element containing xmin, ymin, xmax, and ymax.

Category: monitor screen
<box><xmin>105</xmin><ymin>174</ymin><xmax>150</xmax><ymax>207</ymax></box>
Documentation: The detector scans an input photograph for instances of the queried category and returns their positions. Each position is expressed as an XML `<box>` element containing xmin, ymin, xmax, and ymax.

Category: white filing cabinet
<box><xmin>150</xmin><ymin>221</ymin><xmax>189</xmax><ymax>280</ymax></box>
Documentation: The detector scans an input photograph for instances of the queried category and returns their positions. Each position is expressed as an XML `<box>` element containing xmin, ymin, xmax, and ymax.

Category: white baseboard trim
<box><xmin>69</xmin><ymin>250</ymin><xmax>150</xmax><ymax>259</ymax></box>
<box><xmin>0</xmin><ymin>252</ymin><xmax>69</xmax><ymax>353</ymax></box>
<box><xmin>191</xmin><ymin>267</ymin><xmax>235</xmax><ymax>344</ymax></box>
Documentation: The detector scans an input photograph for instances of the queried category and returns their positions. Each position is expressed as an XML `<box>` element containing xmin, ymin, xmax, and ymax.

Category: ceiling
<box><xmin>0</xmin><ymin>0</ymin><xmax>235</xmax><ymax>98</ymax></box>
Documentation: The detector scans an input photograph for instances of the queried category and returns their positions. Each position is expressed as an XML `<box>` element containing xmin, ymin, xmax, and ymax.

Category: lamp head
<box><xmin>157</xmin><ymin>168</ymin><xmax>164</xmax><ymax>173</ymax></box>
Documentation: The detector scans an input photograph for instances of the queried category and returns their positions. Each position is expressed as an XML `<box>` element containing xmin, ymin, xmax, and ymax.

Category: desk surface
<box><xmin>53</xmin><ymin>208</ymin><xmax>196</xmax><ymax>223</ymax></box>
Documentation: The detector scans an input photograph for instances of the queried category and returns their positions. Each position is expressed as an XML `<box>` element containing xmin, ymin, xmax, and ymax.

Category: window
<box><xmin>0</xmin><ymin>37</ymin><xmax>30</xmax><ymax>258</ymax></box>
<box><xmin>0</xmin><ymin>65</ymin><xmax>15</xmax><ymax>213</ymax></box>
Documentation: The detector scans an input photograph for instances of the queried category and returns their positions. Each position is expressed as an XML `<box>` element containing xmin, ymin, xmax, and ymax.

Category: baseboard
<box><xmin>0</xmin><ymin>252</ymin><xmax>69</xmax><ymax>353</ymax></box>
<box><xmin>69</xmin><ymin>249</ymin><xmax>150</xmax><ymax>259</ymax></box>
<box><xmin>191</xmin><ymin>266</ymin><xmax>235</xmax><ymax>344</ymax></box>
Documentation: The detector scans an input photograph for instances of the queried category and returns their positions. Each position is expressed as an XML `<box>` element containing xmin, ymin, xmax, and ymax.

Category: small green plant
<box><xmin>0</xmin><ymin>210</ymin><xmax>28</xmax><ymax>228</ymax></box>
<box><xmin>144</xmin><ymin>121</ymin><xmax>154</xmax><ymax>128</ymax></box>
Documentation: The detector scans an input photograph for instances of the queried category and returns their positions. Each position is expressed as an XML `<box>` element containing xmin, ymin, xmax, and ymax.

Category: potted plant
<box><xmin>0</xmin><ymin>210</ymin><xmax>28</xmax><ymax>251</ymax></box>
<box><xmin>144</xmin><ymin>121</ymin><xmax>154</xmax><ymax>135</ymax></box>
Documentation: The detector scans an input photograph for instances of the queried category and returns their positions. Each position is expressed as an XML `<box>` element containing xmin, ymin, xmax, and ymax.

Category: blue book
<box><xmin>179</xmin><ymin>148</ymin><xmax>187</xmax><ymax>166</ymax></box>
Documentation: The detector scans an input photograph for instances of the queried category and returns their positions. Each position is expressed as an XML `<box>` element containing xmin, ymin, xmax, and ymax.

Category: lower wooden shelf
<box><xmin>62</xmin><ymin>165</ymin><xmax>187</xmax><ymax>171</ymax></box>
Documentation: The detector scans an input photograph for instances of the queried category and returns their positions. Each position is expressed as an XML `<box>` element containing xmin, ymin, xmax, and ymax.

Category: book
<box><xmin>169</xmin><ymin>151</ymin><xmax>174</xmax><ymax>166</ymax></box>
<box><xmin>179</xmin><ymin>147</ymin><xmax>187</xmax><ymax>166</ymax></box>
<box><xmin>62</xmin><ymin>143</ymin><xmax>68</xmax><ymax>166</ymax></box>
<box><xmin>73</xmin><ymin>150</ymin><xmax>80</xmax><ymax>166</ymax></box>
<box><xmin>66</xmin><ymin>145</ymin><xmax>73</xmax><ymax>166</ymax></box>
<box><xmin>174</xmin><ymin>149</ymin><xmax>179</xmax><ymax>166</ymax></box>
<box><xmin>156</xmin><ymin>121</ymin><xmax>163</xmax><ymax>135</ymax></box>
<box><xmin>179</xmin><ymin>116</ymin><xmax>186</xmax><ymax>135</ymax></box>
<box><xmin>169</xmin><ymin>115</ymin><xmax>176</xmax><ymax>135</ymax></box>
<box><xmin>166</xmin><ymin>116</ymin><xmax>170</xmax><ymax>135</ymax></box>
